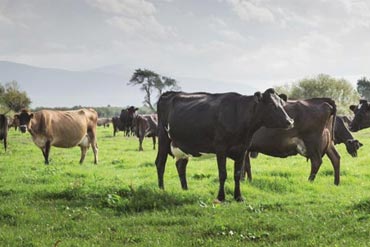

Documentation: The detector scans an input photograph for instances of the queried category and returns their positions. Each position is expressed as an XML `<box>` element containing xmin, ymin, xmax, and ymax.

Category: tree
<box><xmin>275</xmin><ymin>74</ymin><xmax>359</xmax><ymax>115</ymax></box>
<box><xmin>357</xmin><ymin>77</ymin><xmax>370</xmax><ymax>100</ymax></box>
<box><xmin>128</xmin><ymin>69</ymin><xmax>179</xmax><ymax>112</ymax></box>
<box><xmin>0</xmin><ymin>81</ymin><xmax>31</xmax><ymax>113</ymax></box>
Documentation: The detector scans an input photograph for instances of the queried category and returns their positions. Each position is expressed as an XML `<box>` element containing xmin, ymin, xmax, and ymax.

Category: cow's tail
<box><xmin>326</xmin><ymin>98</ymin><xmax>337</xmax><ymax>142</ymax></box>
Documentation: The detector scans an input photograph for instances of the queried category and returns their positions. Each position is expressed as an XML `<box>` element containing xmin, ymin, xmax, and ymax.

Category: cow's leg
<box><xmin>79</xmin><ymin>145</ymin><xmax>88</xmax><ymax>164</ymax></box>
<box><xmin>155</xmin><ymin>128</ymin><xmax>171</xmax><ymax>189</ymax></box>
<box><xmin>42</xmin><ymin>141</ymin><xmax>51</xmax><ymax>165</ymax></box>
<box><xmin>139</xmin><ymin>135</ymin><xmax>144</xmax><ymax>151</ymax></box>
<box><xmin>241</xmin><ymin>151</ymin><xmax>252</xmax><ymax>182</ymax></box>
<box><xmin>3</xmin><ymin>137</ymin><xmax>7</xmax><ymax>151</ymax></box>
<box><xmin>234</xmin><ymin>158</ymin><xmax>243</xmax><ymax>201</ymax></box>
<box><xmin>152</xmin><ymin>136</ymin><xmax>156</xmax><ymax>150</ymax></box>
<box><xmin>308</xmin><ymin>155</ymin><xmax>323</xmax><ymax>182</ymax></box>
<box><xmin>326</xmin><ymin>144</ymin><xmax>341</xmax><ymax>185</ymax></box>
<box><xmin>176</xmin><ymin>158</ymin><xmax>189</xmax><ymax>190</ymax></box>
<box><xmin>216</xmin><ymin>153</ymin><xmax>227</xmax><ymax>202</ymax></box>
<box><xmin>87</xmin><ymin>130</ymin><xmax>98</xmax><ymax>164</ymax></box>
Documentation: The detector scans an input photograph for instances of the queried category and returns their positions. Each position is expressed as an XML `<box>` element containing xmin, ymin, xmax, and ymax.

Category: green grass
<box><xmin>1</xmin><ymin>127</ymin><xmax>370</xmax><ymax>246</ymax></box>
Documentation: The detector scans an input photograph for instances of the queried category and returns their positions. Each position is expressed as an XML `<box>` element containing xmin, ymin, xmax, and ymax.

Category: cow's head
<box><xmin>255</xmin><ymin>88</ymin><xmax>294</xmax><ymax>129</ymax></box>
<box><xmin>345</xmin><ymin>139</ymin><xmax>363</xmax><ymax>157</ymax></box>
<box><xmin>14</xmin><ymin>110</ymin><xmax>33</xmax><ymax>133</ymax></box>
<box><xmin>349</xmin><ymin>100</ymin><xmax>370</xmax><ymax>132</ymax></box>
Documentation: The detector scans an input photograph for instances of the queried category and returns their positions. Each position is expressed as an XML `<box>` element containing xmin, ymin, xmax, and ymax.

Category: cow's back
<box><xmin>157</xmin><ymin>91</ymin><xmax>255</xmax><ymax>155</ymax></box>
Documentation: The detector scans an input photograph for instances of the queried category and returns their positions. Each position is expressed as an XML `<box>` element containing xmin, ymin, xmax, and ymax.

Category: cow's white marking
<box><xmin>358</xmin><ymin>103</ymin><xmax>363</xmax><ymax>110</ymax></box>
<box><xmin>165</xmin><ymin>124</ymin><xmax>172</xmax><ymax>139</ymax></box>
<box><xmin>292</xmin><ymin>137</ymin><xmax>307</xmax><ymax>156</ymax></box>
<box><xmin>171</xmin><ymin>144</ymin><xmax>189</xmax><ymax>160</ymax></box>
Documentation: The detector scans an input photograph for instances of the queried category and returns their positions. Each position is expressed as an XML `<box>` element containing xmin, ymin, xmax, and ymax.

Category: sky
<box><xmin>0</xmin><ymin>0</ymin><xmax>370</xmax><ymax>102</ymax></box>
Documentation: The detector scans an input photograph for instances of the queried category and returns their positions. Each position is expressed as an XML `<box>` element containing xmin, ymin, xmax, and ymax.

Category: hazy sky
<box><xmin>1</xmin><ymin>0</ymin><xmax>370</xmax><ymax>89</ymax></box>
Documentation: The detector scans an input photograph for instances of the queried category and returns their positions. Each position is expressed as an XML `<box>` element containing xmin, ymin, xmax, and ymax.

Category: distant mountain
<box><xmin>0</xmin><ymin>61</ymin><xmax>259</xmax><ymax>109</ymax></box>
<box><xmin>0</xmin><ymin>61</ymin><xmax>143</xmax><ymax>108</ymax></box>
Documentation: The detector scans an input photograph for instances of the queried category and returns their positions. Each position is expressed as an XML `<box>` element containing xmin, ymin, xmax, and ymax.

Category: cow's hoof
<box><xmin>235</xmin><ymin>196</ymin><xmax>245</xmax><ymax>202</ymax></box>
<box><xmin>213</xmin><ymin>199</ymin><xmax>223</xmax><ymax>204</ymax></box>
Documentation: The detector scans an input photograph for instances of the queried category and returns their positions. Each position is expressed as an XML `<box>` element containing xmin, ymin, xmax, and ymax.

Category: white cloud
<box><xmin>86</xmin><ymin>0</ymin><xmax>156</xmax><ymax>16</ymax></box>
<box><xmin>226</xmin><ymin>0</ymin><xmax>274</xmax><ymax>23</ymax></box>
<box><xmin>87</xmin><ymin>0</ymin><xmax>175</xmax><ymax>40</ymax></box>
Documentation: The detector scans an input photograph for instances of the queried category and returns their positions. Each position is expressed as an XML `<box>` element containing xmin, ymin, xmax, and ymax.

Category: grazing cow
<box><xmin>15</xmin><ymin>109</ymin><xmax>98</xmax><ymax>164</ymax></box>
<box><xmin>241</xmin><ymin>98</ymin><xmax>340</xmax><ymax>185</ymax></box>
<box><xmin>155</xmin><ymin>88</ymin><xmax>294</xmax><ymax>202</ymax></box>
<box><xmin>349</xmin><ymin>100</ymin><xmax>370</xmax><ymax>132</ymax></box>
<box><xmin>0</xmin><ymin>114</ymin><xmax>8</xmax><ymax>151</ymax></box>
<box><xmin>97</xmin><ymin>118</ymin><xmax>111</xmax><ymax>128</ymax></box>
<box><xmin>133</xmin><ymin>114</ymin><xmax>158</xmax><ymax>151</ymax></box>
<box><xmin>334</xmin><ymin>116</ymin><xmax>362</xmax><ymax>157</ymax></box>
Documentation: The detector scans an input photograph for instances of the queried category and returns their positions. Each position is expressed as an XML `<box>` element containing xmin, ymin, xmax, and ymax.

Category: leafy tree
<box><xmin>275</xmin><ymin>74</ymin><xmax>359</xmax><ymax>115</ymax></box>
<box><xmin>0</xmin><ymin>81</ymin><xmax>31</xmax><ymax>113</ymax></box>
<box><xmin>357</xmin><ymin>77</ymin><xmax>370</xmax><ymax>100</ymax></box>
<box><xmin>128</xmin><ymin>69</ymin><xmax>179</xmax><ymax>112</ymax></box>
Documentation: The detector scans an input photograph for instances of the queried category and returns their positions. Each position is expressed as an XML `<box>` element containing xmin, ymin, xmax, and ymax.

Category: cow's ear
<box><xmin>349</xmin><ymin>105</ymin><xmax>356</xmax><ymax>112</ymax></box>
<box><xmin>279</xmin><ymin>94</ymin><xmax>288</xmax><ymax>102</ymax></box>
<box><xmin>30</xmin><ymin>113</ymin><xmax>34</xmax><ymax>119</ymax></box>
<box><xmin>135</xmin><ymin>107</ymin><xmax>139</xmax><ymax>111</ymax></box>
<box><xmin>359</xmin><ymin>141</ymin><xmax>364</xmax><ymax>147</ymax></box>
<box><xmin>14</xmin><ymin>114</ymin><xmax>19</xmax><ymax>119</ymax></box>
<box><xmin>360</xmin><ymin>99</ymin><xmax>367</xmax><ymax>104</ymax></box>
<box><xmin>253</xmin><ymin>92</ymin><xmax>262</xmax><ymax>103</ymax></box>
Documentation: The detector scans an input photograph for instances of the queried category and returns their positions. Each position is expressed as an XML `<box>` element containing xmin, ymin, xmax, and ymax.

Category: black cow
<box><xmin>112</xmin><ymin>116</ymin><xmax>124</xmax><ymax>136</ymax></box>
<box><xmin>242</xmin><ymin>98</ymin><xmax>340</xmax><ymax>185</ymax></box>
<box><xmin>120</xmin><ymin>106</ymin><xmax>138</xmax><ymax>136</ymax></box>
<box><xmin>155</xmin><ymin>88</ymin><xmax>294</xmax><ymax>202</ymax></box>
<box><xmin>349</xmin><ymin>100</ymin><xmax>370</xmax><ymax>132</ymax></box>
<box><xmin>334</xmin><ymin>116</ymin><xmax>362</xmax><ymax>157</ymax></box>
<box><xmin>133</xmin><ymin>114</ymin><xmax>158</xmax><ymax>151</ymax></box>
<box><xmin>0</xmin><ymin>114</ymin><xmax>8</xmax><ymax>151</ymax></box>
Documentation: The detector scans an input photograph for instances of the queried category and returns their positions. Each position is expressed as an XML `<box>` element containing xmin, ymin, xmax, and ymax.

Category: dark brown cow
<box><xmin>0</xmin><ymin>114</ymin><xmax>8</xmax><ymax>151</ymax></box>
<box><xmin>349</xmin><ymin>100</ymin><xmax>370</xmax><ymax>132</ymax></box>
<box><xmin>334</xmin><ymin>116</ymin><xmax>362</xmax><ymax>157</ymax></box>
<box><xmin>120</xmin><ymin>106</ymin><xmax>138</xmax><ymax>136</ymax></box>
<box><xmin>15</xmin><ymin>109</ymin><xmax>98</xmax><ymax>164</ymax></box>
<box><xmin>242</xmin><ymin>98</ymin><xmax>340</xmax><ymax>185</ymax></box>
<box><xmin>155</xmin><ymin>88</ymin><xmax>294</xmax><ymax>202</ymax></box>
<box><xmin>133</xmin><ymin>114</ymin><xmax>158</xmax><ymax>151</ymax></box>
<box><xmin>112</xmin><ymin>116</ymin><xmax>124</xmax><ymax>136</ymax></box>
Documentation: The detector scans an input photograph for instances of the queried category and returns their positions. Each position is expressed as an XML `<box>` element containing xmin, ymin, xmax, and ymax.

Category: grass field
<box><xmin>1</xmin><ymin>126</ymin><xmax>370</xmax><ymax>246</ymax></box>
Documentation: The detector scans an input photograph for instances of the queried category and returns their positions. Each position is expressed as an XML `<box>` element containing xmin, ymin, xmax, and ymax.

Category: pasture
<box><xmin>1</xmin><ymin>126</ymin><xmax>370</xmax><ymax>246</ymax></box>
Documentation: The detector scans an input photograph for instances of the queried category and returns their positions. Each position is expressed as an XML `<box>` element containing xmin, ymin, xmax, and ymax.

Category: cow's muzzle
<box><xmin>19</xmin><ymin>125</ymin><xmax>27</xmax><ymax>133</ymax></box>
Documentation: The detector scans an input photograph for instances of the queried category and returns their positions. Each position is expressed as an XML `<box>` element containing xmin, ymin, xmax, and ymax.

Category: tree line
<box><xmin>2</xmin><ymin>70</ymin><xmax>370</xmax><ymax>117</ymax></box>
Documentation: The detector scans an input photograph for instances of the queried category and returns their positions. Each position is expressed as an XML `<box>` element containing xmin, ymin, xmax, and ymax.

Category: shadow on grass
<box><xmin>351</xmin><ymin>198</ymin><xmax>370</xmax><ymax>213</ymax></box>
<box><xmin>250</xmin><ymin>177</ymin><xmax>295</xmax><ymax>193</ymax></box>
<box><xmin>36</xmin><ymin>185</ymin><xmax>198</xmax><ymax>213</ymax></box>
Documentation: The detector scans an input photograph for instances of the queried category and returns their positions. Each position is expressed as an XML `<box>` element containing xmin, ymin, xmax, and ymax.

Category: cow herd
<box><xmin>0</xmin><ymin>88</ymin><xmax>369</xmax><ymax>202</ymax></box>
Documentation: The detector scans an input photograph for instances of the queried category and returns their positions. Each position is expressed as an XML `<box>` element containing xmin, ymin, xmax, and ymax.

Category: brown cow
<box><xmin>15</xmin><ymin>109</ymin><xmax>98</xmax><ymax>164</ymax></box>
<box><xmin>97</xmin><ymin>118</ymin><xmax>111</xmax><ymax>128</ymax></box>
<box><xmin>7</xmin><ymin>116</ymin><xmax>19</xmax><ymax>131</ymax></box>
<box><xmin>242</xmin><ymin>97</ymin><xmax>340</xmax><ymax>185</ymax></box>
<box><xmin>133</xmin><ymin>114</ymin><xmax>158</xmax><ymax>151</ymax></box>
<box><xmin>0</xmin><ymin>114</ymin><xmax>8</xmax><ymax>151</ymax></box>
